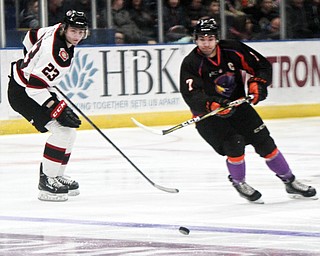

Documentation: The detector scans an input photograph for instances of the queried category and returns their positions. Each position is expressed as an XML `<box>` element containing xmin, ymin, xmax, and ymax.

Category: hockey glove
<box><xmin>47</xmin><ymin>99</ymin><xmax>81</xmax><ymax>128</ymax></box>
<box><xmin>206</xmin><ymin>97</ymin><xmax>233</xmax><ymax>117</ymax></box>
<box><xmin>247</xmin><ymin>77</ymin><xmax>268</xmax><ymax>105</ymax></box>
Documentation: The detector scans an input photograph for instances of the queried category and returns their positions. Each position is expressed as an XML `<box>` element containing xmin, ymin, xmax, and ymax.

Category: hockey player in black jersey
<box><xmin>8</xmin><ymin>10</ymin><xmax>89</xmax><ymax>201</ymax></box>
<box><xmin>180</xmin><ymin>18</ymin><xmax>317</xmax><ymax>203</ymax></box>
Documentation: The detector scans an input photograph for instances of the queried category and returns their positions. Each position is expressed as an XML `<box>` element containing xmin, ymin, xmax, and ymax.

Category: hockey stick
<box><xmin>54</xmin><ymin>86</ymin><xmax>179</xmax><ymax>194</ymax></box>
<box><xmin>131</xmin><ymin>95</ymin><xmax>254</xmax><ymax>135</ymax></box>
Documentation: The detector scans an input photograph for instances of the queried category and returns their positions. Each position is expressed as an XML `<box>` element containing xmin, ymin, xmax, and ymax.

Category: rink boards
<box><xmin>0</xmin><ymin>40</ymin><xmax>319</xmax><ymax>135</ymax></box>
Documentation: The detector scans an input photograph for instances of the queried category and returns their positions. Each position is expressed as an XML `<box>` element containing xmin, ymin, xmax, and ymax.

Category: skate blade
<box><xmin>38</xmin><ymin>191</ymin><xmax>68</xmax><ymax>202</ymax></box>
<box><xmin>288</xmin><ymin>194</ymin><xmax>318</xmax><ymax>200</ymax></box>
<box><xmin>68</xmin><ymin>189</ymin><xmax>80</xmax><ymax>196</ymax></box>
<box><xmin>240</xmin><ymin>195</ymin><xmax>265</xmax><ymax>204</ymax></box>
<box><xmin>249</xmin><ymin>198</ymin><xmax>265</xmax><ymax>204</ymax></box>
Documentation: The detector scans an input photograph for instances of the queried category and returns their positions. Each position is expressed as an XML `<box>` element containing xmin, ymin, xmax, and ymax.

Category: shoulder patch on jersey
<box><xmin>52</xmin><ymin>28</ymin><xmax>73</xmax><ymax>67</ymax></box>
<box><xmin>59</xmin><ymin>48</ymin><xmax>69</xmax><ymax>62</ymax></box>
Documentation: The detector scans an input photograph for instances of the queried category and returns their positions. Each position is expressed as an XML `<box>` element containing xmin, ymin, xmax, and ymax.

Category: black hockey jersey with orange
<box><xmin>180</xmin><ymin>40</ymin><xmax>272</xmax><ymax>115</ymax></box>
<box><xmin>12</xmin><ymin>23</ymin><xmax>74</xmax><ymax>106</ymax></box>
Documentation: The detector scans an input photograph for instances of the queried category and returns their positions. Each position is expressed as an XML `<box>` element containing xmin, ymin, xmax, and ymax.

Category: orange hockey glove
<box><xmin>247</xmin><ymin>77</ymin><xmax>268</xmax><ymax>105</ymax></box>
<box><xmin>206</xmin><ymin>97</ymin><xmax>232</xmax><ymax>117</ymax></box>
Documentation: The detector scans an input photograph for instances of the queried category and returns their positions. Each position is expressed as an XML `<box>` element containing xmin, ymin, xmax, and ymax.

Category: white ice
<box><xmin>0</xmin><ymin>117</ymin><xmax>320</xmax><ymax>255</ymax></box>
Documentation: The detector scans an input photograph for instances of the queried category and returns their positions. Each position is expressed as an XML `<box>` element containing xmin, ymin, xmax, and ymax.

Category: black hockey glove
<box><xmin>46</xmin><ymin>99</ymin><xmax>81</xmax><ymax>128</ymax></box>
<box><xmin>247</xmin><ymin>77</ymin><xmax>268</xmax><ymax>105</ymax></box>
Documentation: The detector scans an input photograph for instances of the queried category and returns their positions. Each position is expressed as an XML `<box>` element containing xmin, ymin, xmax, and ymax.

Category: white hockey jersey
<box><xmin>12</xmin><ymin>23</ymin><xmax>74</xmax><ymax>106</ymax></box>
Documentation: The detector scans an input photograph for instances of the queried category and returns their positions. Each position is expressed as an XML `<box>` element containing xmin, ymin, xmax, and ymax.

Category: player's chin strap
<box><xmin>132</xmin><ymin>95</ymin><xmax>254</xmax><ymax>136</ymax></box>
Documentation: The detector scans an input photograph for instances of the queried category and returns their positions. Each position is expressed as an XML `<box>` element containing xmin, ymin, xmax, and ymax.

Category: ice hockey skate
<box><xmin>277</xmin><ymin>175</ymin><xmax>318</xmax><ymax>200</ymax></box>
<box><xmin>38</xmin><ymin>165</ymin><xmax>68</xmax><ymax>202</ymax></box>
<box><xmin>228</xmin><ymin>175</ymin><xmax>264</xmax><ymax>204</ymax></box>
<box><xmin>57</xmin><ymin>175</ymin><xmax>80</xmax><ymax>196</ymax></box>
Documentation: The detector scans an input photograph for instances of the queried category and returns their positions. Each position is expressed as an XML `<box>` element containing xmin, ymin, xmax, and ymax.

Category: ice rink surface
<box><xmin>1</xmin><ymin>117</ymin><xmax>320</xmax><ymax>255</ymax></box>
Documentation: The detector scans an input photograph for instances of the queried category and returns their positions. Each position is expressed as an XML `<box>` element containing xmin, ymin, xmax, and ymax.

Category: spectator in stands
<box><xmin>64</xmin><ymin>0</ymin><xmax>105</xmax><ymax>28</ymax></box>
<box><xmin>252</xmin><ymin>16</ymin><xmax>280</xmax><ymax>39</ymax></box>
<box><xmin>48</xmin><ymin>0</ymin><xmax>67</xmax><ymax>25</ymax></box>
<box><xmin>185</xmin><ymin>0</ymin><xmax>208</xmax><ymax>34</ymax></box>
<box><xmin>225</xmin><ymin>0</ymin><xmax>247</xmax><ymax>16</ymax></box>
<box><xmin>163</xmin><ymin>0</ymin><xmax>189</xmax><ymax>41</ymax></box>
<box><xmin>126</xmin><ymin>0</ymin><xmax>158</xmax><ymax>43</ymax></box>
<box><xmin>101</xmin><ymin>0</ymin><xmax>144</xmax><ymax>43</ymax></box>
<box><xmin>206</xmin><ymin>0</ymin><xmax>221</xmax><ymax>29</ymax></box>
<box><xmin>141</xmin><ymin>0</ymin><xmax>157</xmax><ymax>18</ymax></box>
<box><xmin>5</xmin><ymin>0</ymin><xmax>16</xmax><ymax>29</ymax></box>
<box><xmin>243</xmin><ymin>0</ymin><xmax>279</xmax><ymax>34</ymax></box>
<box><xmin>166</xmin><ymin>25</ymin><xmax>193</xmax><ymax>43</ymax></box>
<box><xmin>206</xmin><ymin>0</ymin><xmax>238</xmax><ymax>39</ymax></box>
<box><xmin>207</xmin><ymin>0</ymin><xmax>220</xmax><ymax>21</ymax></box>
<box><xmin>286</xmin><ymin>0</ymin><xmax>312</xmax><ymax>38</ymax></box>
<box><xmin>19</xmin><ymin>0</ymin><xmax>39</xmax><ymax>29</ymax></box>
<box><xmin>305</xmin><ymin>0</ymin><xmax>320</xmax><ymax>37</ymax></box>
<box><xmin>230</xmin><ymin>0</ymin><xmax>256</xmax><ymax>10</ymax></box>
<box><xmin>114</xmin><ymin>30</ymin><xmax>126</xmax><ymax>44</ymax></box>
<box><xmin>228</xmin><ymin>14</ymin><xmax>254</xmax><ymax>40</ymax></box>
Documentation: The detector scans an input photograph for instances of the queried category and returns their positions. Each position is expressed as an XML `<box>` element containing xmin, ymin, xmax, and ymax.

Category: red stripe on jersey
<box><xmin>198</xmin><ymin>58</ymin><xmax>203</xmax><ymax>76</ymax></box>
<box><xmin>196</xmin><ymin>45</ymin><xmax>221</xmax><ymax>66</ymax></box>
<box><xmin>207</xmin><ymin>45</ymin><xmax>221</xmax><ymax>66</ymax></box>
<box><xmin>196</xmin><ymin>46</ymin><xmax>221</xmax><ymax>75</ymax></box>
<box><xmin>27</xmin><ymin>74</ymin><xmax>49</xmax><ymax>89</ymax></box>
<box><xmin>235</xmin><ymin>51</ymin><xmax>255</xmax><ymax>75</ymax></box>
<box><xmin>29</xmin><ymin>29</ymin><xmax>40</xmax><ymax>45</ymax></box>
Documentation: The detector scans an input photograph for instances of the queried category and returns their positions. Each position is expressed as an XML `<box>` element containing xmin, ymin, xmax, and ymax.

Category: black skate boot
<box><xmin>228</xmin><ymin>175</ymin><xmax>264</xmax><ymax>204</ymax></box>
<box><xmin>277</xmin><ymin>175</ymin><xmax>317</xmax><ymax>199</ymax></box>
<box><xmin>38</xmin><ymin>164</ymin><xmax>68</xmax><ymax>202</ymax></box>
<box><xmin>56</xmin><ymin>176</ymin><xmax>80</xmax><ymax>196</ymax></box>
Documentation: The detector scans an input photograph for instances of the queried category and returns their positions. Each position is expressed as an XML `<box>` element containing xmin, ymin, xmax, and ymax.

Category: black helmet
<box><xmin>64</xmin><ymin>10</ymin><xmax>88</xmax><ymax>29</ymax></box>
<box><xmin>63</xmin><ymin>10</ymin><xmax>88</xmax><ymax>39</ymax></box>
<box><xmin>194</xmin><ymin>18</ymin><xmax>219</xmax><ymax>39</ymax></box>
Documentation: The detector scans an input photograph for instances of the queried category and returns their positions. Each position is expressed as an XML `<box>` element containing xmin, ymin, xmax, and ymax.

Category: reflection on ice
<box><xmin>0</xmin><ymin>117</ymin><xmax>320</xmax><ymax>255</ymax></box>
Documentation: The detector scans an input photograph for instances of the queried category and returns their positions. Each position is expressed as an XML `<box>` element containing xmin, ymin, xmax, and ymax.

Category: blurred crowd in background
<box><xmin>3</xmin><ymin>0</ymin><xmax>320</xmax><ymax>45</ymax></box>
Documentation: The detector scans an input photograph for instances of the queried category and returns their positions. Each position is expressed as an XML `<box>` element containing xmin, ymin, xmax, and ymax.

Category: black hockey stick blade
<box><xmin>154</xmin><ymin>184</ymin><xmax>179</xmax><ymax>193</ymax></box>
<box><xmin>54</xmin><ymin>86</ymin><xmax>179</xmax><ymax>194</ymax></box>
<box><xmin>132</xmin><ymin>96</ymin><xmax>254</xmax><ymax>136</ymax></box>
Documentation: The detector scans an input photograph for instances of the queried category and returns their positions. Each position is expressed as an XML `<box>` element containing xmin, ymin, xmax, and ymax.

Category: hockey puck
<box><xmin>179</xmin><ymin>226</ymin><xmax>190</xmax><ymax>235</ymax></box>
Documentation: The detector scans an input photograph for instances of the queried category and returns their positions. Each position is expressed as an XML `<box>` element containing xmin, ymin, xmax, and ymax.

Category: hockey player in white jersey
<box><xmin>8</xmin><ymin>10</ymin><xmax>89</xmax><ymax>202</ymax></box>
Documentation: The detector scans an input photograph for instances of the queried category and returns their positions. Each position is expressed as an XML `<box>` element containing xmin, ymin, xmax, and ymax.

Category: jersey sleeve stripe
<box><xmin>29</xmin><ymin>29</ymin><xmax>40</xmax><ymax>45</ymax></box>
<box><xmin>28</xmin><ymin>74</ymin><xmax>49</xmax><ymax>89</ymax></box>
<box><xmin>16</xmin><ymin>62</ymin><xmax>28</xmax><ymax>85</ymax></box>
<box><xmin>235</xmin><ymin>51</ymin><xmax>255</xmax><ymax>75</ymax></box>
